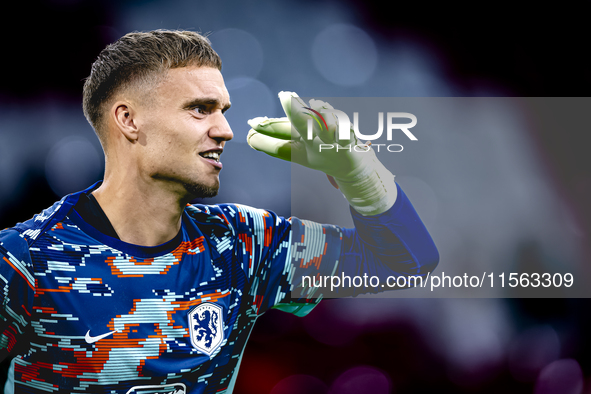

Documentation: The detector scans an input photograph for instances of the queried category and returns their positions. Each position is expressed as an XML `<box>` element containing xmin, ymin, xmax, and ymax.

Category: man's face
<box><xmin>137</xmin><ymin>66</ymin><xmax>233</xmax><ymax>199</ymax></box>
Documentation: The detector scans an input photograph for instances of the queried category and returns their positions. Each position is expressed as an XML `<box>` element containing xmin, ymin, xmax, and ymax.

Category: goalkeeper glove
<box><xmin>247</xmin><ymin>91</ymin><xmax>397</xmax><ymax>216</ymax></box>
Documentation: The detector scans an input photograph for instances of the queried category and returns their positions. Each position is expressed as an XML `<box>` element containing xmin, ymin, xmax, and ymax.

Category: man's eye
<box><xmin>194</xmin><ymin>106</ymin><xmax>209</xmax><ymax>115</ymax></box>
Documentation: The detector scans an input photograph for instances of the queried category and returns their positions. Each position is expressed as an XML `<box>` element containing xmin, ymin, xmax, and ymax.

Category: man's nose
<box><xmin>210</xmin><ymin>112</ymin><xmax>233</xmax><ymax>142</ymax></box>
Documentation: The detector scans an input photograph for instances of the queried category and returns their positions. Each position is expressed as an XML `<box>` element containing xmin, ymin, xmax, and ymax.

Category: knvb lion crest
<box><xmin>188</xmin><ymin>302</ymin><xmax>224</xmax><ymax>356</ymax></box>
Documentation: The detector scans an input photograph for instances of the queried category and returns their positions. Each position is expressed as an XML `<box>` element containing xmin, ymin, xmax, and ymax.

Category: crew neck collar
<box><xmin>66</xmin><ymin>181</ymin><xmax>186</xmax><ymax>258</ymax></box>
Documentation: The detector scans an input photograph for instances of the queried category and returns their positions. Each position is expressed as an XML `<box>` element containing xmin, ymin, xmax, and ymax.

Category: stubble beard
<box><xmin>184</xmin><ymin>180</ymin><xmax>219</xmax><ymax>199</ymax></box>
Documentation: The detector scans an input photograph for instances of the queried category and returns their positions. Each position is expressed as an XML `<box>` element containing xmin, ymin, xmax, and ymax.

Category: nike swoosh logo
<box><xmin>85</xmin><ymin>330</ymin><xmax>116</xmax><ymax>344</ymax></box>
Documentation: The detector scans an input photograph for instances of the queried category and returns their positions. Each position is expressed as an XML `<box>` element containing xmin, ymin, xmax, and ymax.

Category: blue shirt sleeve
<box><xmin>275</xmin><ymin>183</ymin><xmax>439</xmax><ymax>313</ymax></box>
<box><xmin>0</xmin><ymin>230</ymin><xmax>35</xmax><ymax>362</ymax></box>
<box><xmin>338</xmin><ymin>182</ymin><xmax>439</xmax><ymax>296</ymax></box>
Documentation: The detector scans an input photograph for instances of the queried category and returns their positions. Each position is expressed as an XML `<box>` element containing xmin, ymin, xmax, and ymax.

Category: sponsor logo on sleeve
<box><xmin>126</xmin><ymin>383</ymin><xmax>186</xmax><ymax>394</ymax></box>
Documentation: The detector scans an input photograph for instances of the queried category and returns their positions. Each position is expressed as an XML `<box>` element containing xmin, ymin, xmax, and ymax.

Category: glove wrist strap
<box><xmin>334</xmin><ymin>154</ymin><xmax>397</xmax><ymax>216</ymax></box>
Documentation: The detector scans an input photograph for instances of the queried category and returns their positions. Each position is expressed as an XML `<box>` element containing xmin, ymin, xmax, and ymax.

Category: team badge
<box><xmin>188</xmin><ymin>302</ymin><xmax>224</xmax><ymax>356</ymax></box>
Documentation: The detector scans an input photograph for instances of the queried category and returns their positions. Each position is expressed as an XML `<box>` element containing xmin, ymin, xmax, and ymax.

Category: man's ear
<box><xmin>112</xmin><ymin>101</ymin><xmax>139</xmax><ymax>142</ymax></box>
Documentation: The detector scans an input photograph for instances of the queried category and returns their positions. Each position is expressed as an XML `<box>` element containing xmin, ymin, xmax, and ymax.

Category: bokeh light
<box><xmin>509</xmin><ymin>325</ymin><xmax>561</xmax><ymax>382</ymax></box>
<box><xmin>45</xmin><ymin>136</ymin><xmax>102</xmax><ymax>197</ymax></box>
<box><xmin>534</xmin><ymin>359</ymin><xmax>583</xmax><ymax>394</ymax></box>
<box><xmin>330</xmin><ymin>365</ymin><xmax>391</xmax><ymax>394</ymax></box>
<box><xmin>311</xmin><ymin>24</ymin><xmax>378</xmax><ymax>86</ymax></box>
<box><xmin>209</xmin><ymin>28</ymin><xmax>264</xmax><ymax>80</ymax></box>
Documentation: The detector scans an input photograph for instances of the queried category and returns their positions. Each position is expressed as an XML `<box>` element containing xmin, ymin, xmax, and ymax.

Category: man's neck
<box><xmin>91</xmin><ymin>177</ymin><xmax>189</xmax><ymax>247</ymax></box>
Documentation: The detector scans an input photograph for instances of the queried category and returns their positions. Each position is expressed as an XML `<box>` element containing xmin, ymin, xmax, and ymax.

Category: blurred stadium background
<box><xmin>1</xmin><ymin>1</ymin><xmax>590</xmax><ymax>393</ymax></box>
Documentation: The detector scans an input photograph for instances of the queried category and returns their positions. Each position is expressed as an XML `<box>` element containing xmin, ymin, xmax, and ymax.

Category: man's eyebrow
<box><xmin>182</xmin><ymin>98</ymin><xmax>232</xmax><ymax>112</ymax></box>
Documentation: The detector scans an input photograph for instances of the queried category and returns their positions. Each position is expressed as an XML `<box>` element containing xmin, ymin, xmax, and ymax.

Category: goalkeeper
<box><xmin>0</xmin><ymin>30</ymin><xmax>438</xmax><ymax>394</ymax></box>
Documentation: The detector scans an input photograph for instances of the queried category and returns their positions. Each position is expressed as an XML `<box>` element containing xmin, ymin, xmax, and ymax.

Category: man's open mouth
<box><xmin>199</xmin><ymin>150</ymin><xmax>221</xmax><ymax>162</ymax></box>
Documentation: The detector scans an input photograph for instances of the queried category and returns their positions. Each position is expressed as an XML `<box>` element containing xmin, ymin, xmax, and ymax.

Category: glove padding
<box><xmin>247</xmin><ymin>92</ymin><xmax>397</xmax><ymax>216</ymax></box>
